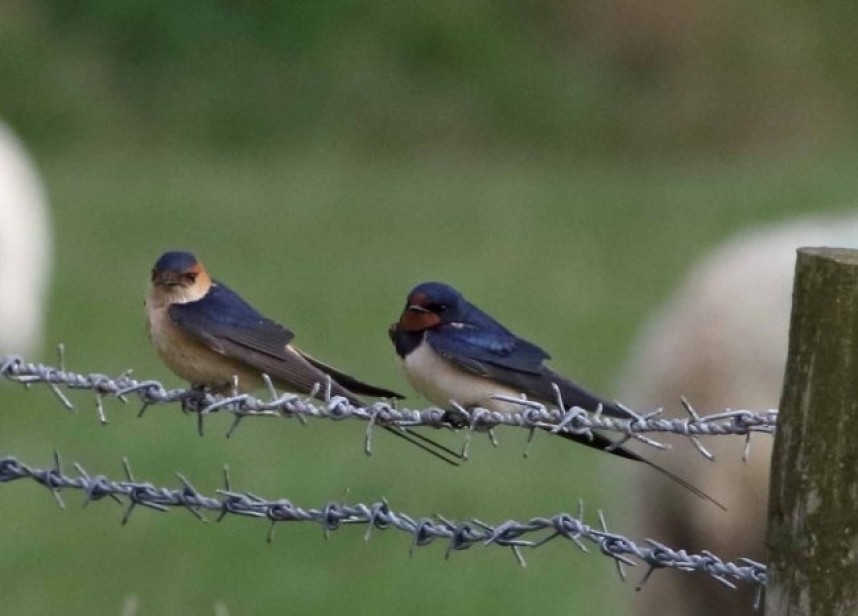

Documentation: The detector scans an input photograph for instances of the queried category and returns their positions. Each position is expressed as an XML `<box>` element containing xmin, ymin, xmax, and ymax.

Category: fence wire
<box><xmin>0</xmin><ymin>355</ymin><xmax>777</xmax><ymax>462</ymax></box>
<box><xmin>0</xmin><ymin>452</ymin><xmax>767</xmax><ymax>599</ymax></box>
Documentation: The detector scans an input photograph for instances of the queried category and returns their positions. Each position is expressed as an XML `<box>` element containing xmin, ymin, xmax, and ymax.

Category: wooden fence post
<box><xmin>765</xmin><ymin>247</ymin><xmax>858</xmax><ymax>615</ymax></box>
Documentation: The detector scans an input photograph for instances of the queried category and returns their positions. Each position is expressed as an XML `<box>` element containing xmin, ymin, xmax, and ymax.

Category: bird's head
<box><xmin>395</xmin><ymin>282</ymin><xmax>465</xmax><ymax>332</ymax></box>
<box><xmin>149</xmin><ymin>251</ymin><xmax>211</xmax><ymax>304</ymax></box>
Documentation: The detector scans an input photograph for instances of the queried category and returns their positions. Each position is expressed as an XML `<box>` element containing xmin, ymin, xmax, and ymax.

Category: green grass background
<box><xmin>2</xmin><ymin>149</ymin><xmax>855</xmax><ymax>615</ymax></box>
<box><xmin>3</xmin><ymin>1</ymin><xmax>858</xmax><ymax>614</ymax></box>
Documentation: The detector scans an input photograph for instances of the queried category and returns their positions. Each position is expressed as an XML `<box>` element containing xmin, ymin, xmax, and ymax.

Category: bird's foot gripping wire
<box><xmin>441</xmin><ymin>406</ymin><xmax>470</xmax><ymax>429</ymax></box>
<box><xmin>180</xmin><ymin>385</ymin><xmax>214</xmax><ymax>414</ymax></box>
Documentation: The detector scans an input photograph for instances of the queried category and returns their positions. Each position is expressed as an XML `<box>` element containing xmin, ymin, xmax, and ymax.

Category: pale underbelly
<box><xmin>147</xmin><ymin>306</ymin><xmax>264</xmax><ymax>392</ymax></box>
<box><xmin>402</xmin><ymin>342</ymin><xmax>525</xmax><ymax>412</ymax></box>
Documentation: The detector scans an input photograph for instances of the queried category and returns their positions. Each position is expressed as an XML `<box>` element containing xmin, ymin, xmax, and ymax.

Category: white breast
<box><xmin>402</xmin><ymin>341</ymin><xmax>525</xmax><ymax>412</ymax></box>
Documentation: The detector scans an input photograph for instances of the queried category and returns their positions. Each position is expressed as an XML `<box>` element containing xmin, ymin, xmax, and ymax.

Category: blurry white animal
<box><xmin>0</xmin><ymin>120</ymin><xmax>52</xmax><ymax>356</ymax></box>
<box><xmin>618</xmin><ymin>214</ymin><xmax>858</xmax><ymax>616</ymax></box>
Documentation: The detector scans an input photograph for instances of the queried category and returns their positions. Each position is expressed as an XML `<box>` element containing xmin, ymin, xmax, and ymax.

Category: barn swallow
<box><xmin>145</xmin><ymin>251</ymin><xmax>461</xmax><ymax>465</ymax></box>
<box><xmin>389</xmin><ymin>281</ymin><xmax>725</xmax><ymax>508</ymax></box>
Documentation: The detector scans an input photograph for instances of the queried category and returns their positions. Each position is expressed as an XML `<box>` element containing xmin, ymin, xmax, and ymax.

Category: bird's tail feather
<box><xmin>297</xmin><ymin>349</ymin><xmax>404</xmax><ymax>399</ymax></box>
<box><xmin>382</xmin><ymin>426</ymin><xmax>462</xmax><ymax>466</ymax></box>
<box><xmin>552</xmin><ymin>429</ymin><xmax>726</xmax><ymax>511</ymax></box>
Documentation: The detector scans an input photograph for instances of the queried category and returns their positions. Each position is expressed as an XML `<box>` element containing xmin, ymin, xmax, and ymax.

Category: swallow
<box><xmin>145</xmin><ymin>251</ymin><xmax>461</xmax><ymax>465</ymax></box>
<box><xmin>389</xmin><ymin>281</ymin><xmax>725</xmax><ymax>509</ymax></box>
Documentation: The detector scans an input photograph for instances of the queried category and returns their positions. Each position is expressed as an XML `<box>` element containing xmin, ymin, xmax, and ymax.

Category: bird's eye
<box><xmin>184</xmin><ymin>272</ymin><xmax>197</xmax><ymax>283</ymax></box>
<box><xmin>426</xmin><ymin>302</ymin><xmax>446</xmax><ymax>313</ymax></box>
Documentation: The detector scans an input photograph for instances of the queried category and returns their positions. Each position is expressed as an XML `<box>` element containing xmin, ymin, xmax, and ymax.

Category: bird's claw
<box><xmin>180</xmin><ymin>386</ymin><xmax>210</xmax><ymax>414</ymax></box>
<box><xmin>443</xmin><ymin>406</ymin><xmax>470</xmax><ymax>429</ymax></box>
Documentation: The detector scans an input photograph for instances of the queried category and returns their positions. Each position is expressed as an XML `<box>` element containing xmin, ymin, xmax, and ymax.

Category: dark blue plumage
<box><xmin>389</xmin><ymin>281</ymin><xmax>725</xmax><ymax>509</ymax></box>
<box><xmin>169</xmin><ymin>280</ymin><xmax>295</xmax><ymax>357</ymax></box>
<box><xmin>391</xmin><ymin>281</ymin><xmax>625</xmax><ymax>416</ymax></box>
<box><xmin>391</xmin><ymin>282</ymin><xmax>540</xmax><ymax>360</ymax></box>
<box><xmin>153</xmin><ymin>251</ymin><xmax>200</xmax><ymax>274</ymax></box>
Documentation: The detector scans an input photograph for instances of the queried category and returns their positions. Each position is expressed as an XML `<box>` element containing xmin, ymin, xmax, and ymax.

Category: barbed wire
<box><xmin>0</xmin><ymin>354</ymin><xmax>777</xmax><ymax>462</ymax></box>
<box><xmin>0</xmin><ymin>452</ymin><xmax>767</xmax><ymax>601</ymax></box>
<box><xmin>0</xmin><ymin>353</ymin><xmax>770</xmax><ymax>606</ymax></box>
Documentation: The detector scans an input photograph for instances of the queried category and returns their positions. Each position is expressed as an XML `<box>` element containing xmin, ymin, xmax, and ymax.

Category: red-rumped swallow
<box><xmin>146</xmin><ymin>251</ymin><xmax>461</xmax><ymax>464</ymax></box>
<box><xmin>389</xmin><ymin>281</ymin><xmax>724</xmax><ymax>508</ymax></box>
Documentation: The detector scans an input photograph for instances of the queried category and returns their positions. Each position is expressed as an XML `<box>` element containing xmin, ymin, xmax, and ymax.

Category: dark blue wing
<box><xmin>425</xmin><ymin>323</ymin><xmax>549</xmax><ymax>375</ymax></box>
<box><xmin>169</xmin><ymin>281</ymin><xmax>402</xmax><ymax>399</ymax></box>
<box><xmin>426</xmin><ymin>323</ymin><xmax>628</xmax><ymax>417</ymax></box>
<box><xmin>168</xmin><ymin>281</ymin><xmax>295</xmax><ymax>358</ymax></box>
<box><xmin>426</xmin><ymin>301</ymin><xmax>725</xmax><ymax>505</ymax></box>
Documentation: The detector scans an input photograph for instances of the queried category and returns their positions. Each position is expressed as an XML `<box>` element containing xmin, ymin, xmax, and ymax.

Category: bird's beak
<box><xmin>152</xmin><ymin>271</ymin><xmax>183</xmax><ymax>287</ymax></box>
<box><xmin>407</xmin><ymin>305</ymin><xmax>430</xmax><ymax>313</ymax></box>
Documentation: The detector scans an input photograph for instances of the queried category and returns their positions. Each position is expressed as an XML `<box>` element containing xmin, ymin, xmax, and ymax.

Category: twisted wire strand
<box><xmin>0</xmin><ymin>452</ymin><xmax>767</xmax><ymax>596</ymax></box>
<box><xmin>0</xmin><ymin>356</ymin><xmax>778</xmax><ymax>454</ymax></box>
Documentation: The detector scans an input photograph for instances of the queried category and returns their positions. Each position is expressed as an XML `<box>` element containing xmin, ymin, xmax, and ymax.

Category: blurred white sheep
<box><xmin>618</xmin><ymin>214</ymin><xmax>858</xmax><ymax>616</ymax></box>
<box><xmin>0</xmin><ymin>120</ymin><xmax>51</xmax><ymax>356</ymax></box>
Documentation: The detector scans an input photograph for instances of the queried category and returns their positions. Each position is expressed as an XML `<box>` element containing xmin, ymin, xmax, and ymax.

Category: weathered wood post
<box><xmin>765</xmin><ymin>247</ymin><xmax>858</xmax><ymax>615</ymax></box>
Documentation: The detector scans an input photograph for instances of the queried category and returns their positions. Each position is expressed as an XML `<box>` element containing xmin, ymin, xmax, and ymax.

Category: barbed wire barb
<box><xmin>680</xmin><ymin>397</ymin><xmax>716</xmax><ymax>460</ymax></box>
<box><xmin>522</xmin><ymin>425</ymin><xmax>537</xmax><ymax>458</ymax></box>
<box><xmin>598</xmin><ymin>510</ymin><xmax>630</xmax><ymax>581</ymax></box>
<box><xmin>743</xmin><ymin>432</ymin><xmax>754</xmax><ymax>463</ymax></box>
<box><xmin>47</xmin><ymin>450</ymin><xmax>66</xmax><ymax>509</ymax></box>
<box><xmin>615</xmin><ymin>404</ymin><xmax>671</xmax><ymax>451</ymax></box>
